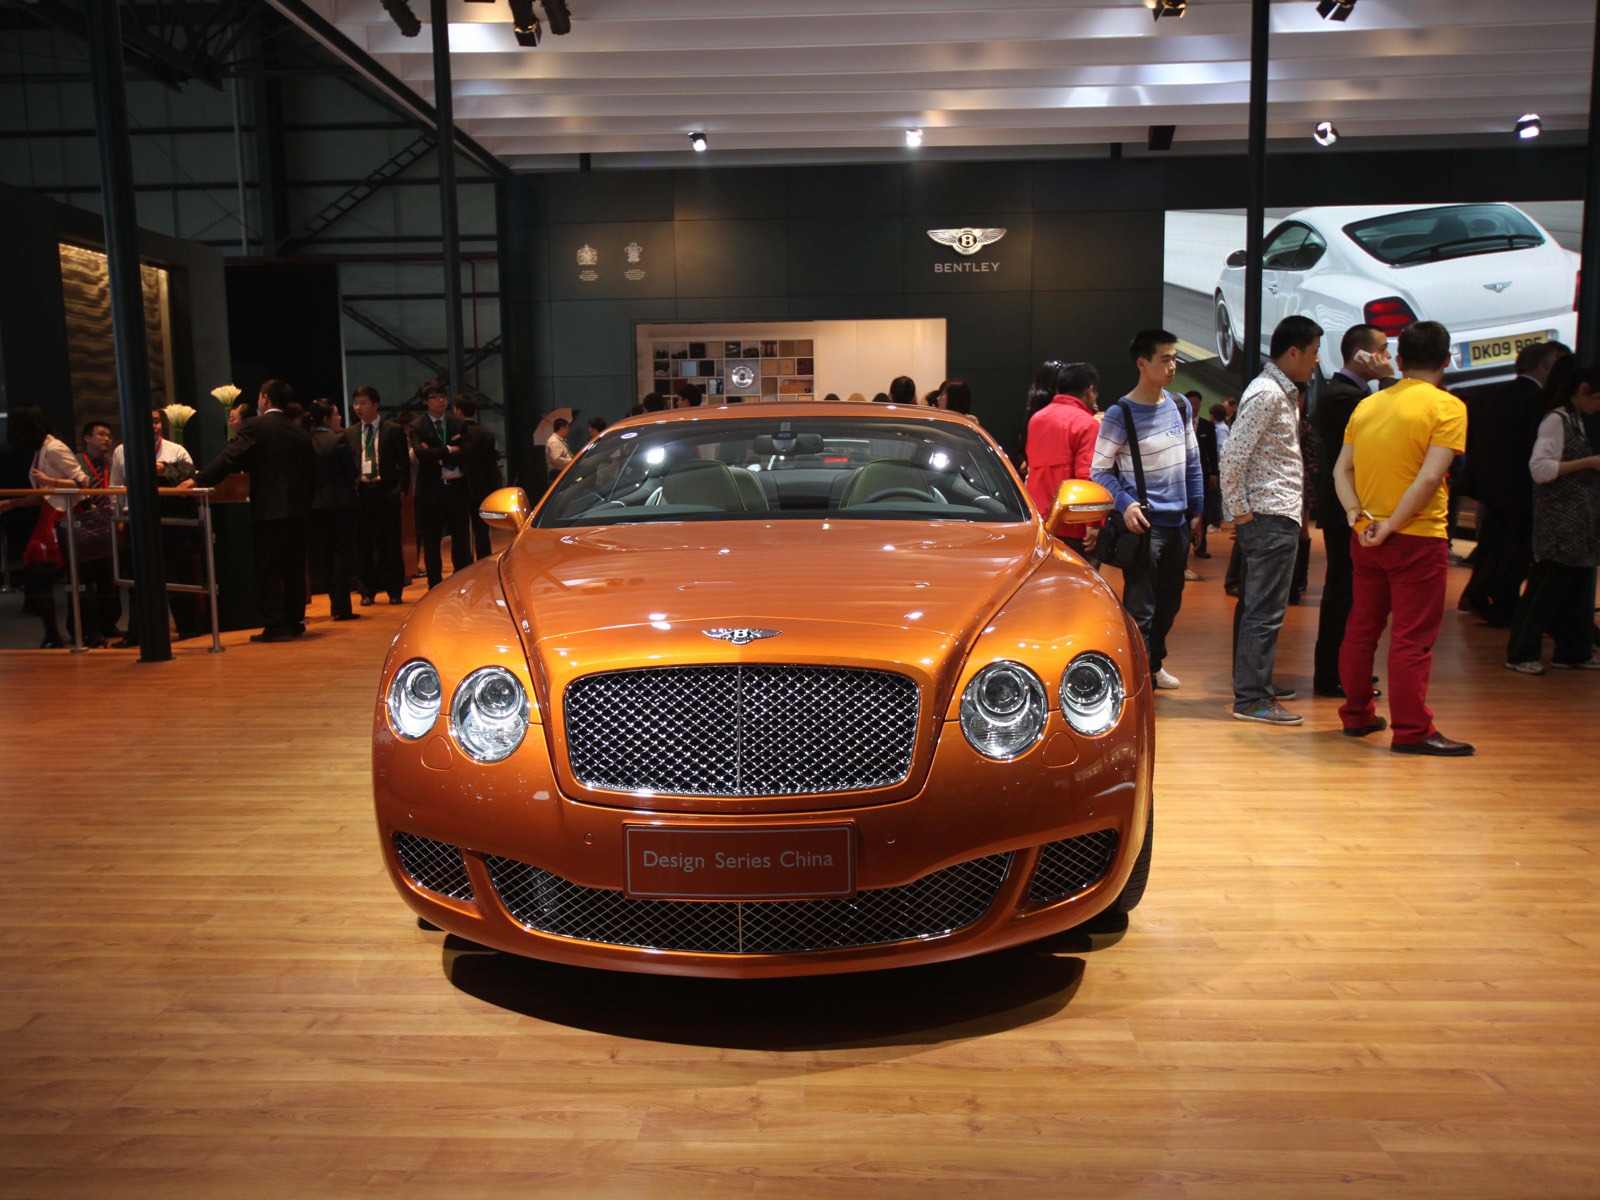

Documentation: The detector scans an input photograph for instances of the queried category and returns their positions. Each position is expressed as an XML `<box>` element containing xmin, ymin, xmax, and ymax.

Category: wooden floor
<box><xmin>2</xmin><ymin>542</ymin><xmax>1598</xmax><ymax>1200</ymax></box>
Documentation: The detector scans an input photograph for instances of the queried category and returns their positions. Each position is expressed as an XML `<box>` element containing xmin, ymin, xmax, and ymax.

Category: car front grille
<box><xmin>484</xmin><ymin>852</ymin><xmax>1012</xmax><ymax>954</ymax></box>
<box><xmin>563</xmin><ymin>665</ymin><xmax>920</xmax><ymax>797</ymax></box>
<box><xmin>393</xmin><ymin>831</ymin><xmax>474</xmax><ymax>901</ymax></box>
<box><xmin>1025</xmin><ymin>829</ymin><xmax>1120</xmax><ymax>904</ymax></box>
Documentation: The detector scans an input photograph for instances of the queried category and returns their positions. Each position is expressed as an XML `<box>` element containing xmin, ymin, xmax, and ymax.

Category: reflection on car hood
<box><xmin>501</xmin><ymin>519</ymin><xmax>1044</xmax><ymax>650</ymax></box>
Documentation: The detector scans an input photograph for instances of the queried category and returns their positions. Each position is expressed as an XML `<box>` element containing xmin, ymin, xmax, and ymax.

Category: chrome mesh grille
<box><xmin>393</xmin><ymin>832</ymin><xmax>474</xmax><ymax>901</ymax></box>
<box><xmin>563</xmin><ymin>665</ymin><xmax>919</xmax><ymax>796</ymax></box>
<box><xmin>1026</xmin><ymin>829</ymin><xmax>1120</xmax><ymax>904</ymax></box>
<box><xmin>485</xmin><ymin>852</ymin><xmax>1012</xmax><ymax>954</ymax></box>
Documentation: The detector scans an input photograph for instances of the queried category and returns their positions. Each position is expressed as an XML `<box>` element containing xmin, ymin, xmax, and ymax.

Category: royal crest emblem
<box><xmin>928</xmin><ymin>227</ymin><xmax>1007</xmax><ymax>256</ymax></box>
<box><xmin>625</xmin><ymin>242</ymin><xmax>644</xmax><ymax>264</ymax></box>
<box><xmin>703</xmin><ymin>627</ymin><xmax>782</xmax><ymax>646</ymax></box>
<box><xmin>576</xmin><ymin>244</ymin><xmax>599</xmax><ymax>266</ymax></box>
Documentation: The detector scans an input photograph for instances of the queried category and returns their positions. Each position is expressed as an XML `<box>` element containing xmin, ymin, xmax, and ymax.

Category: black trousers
<box><xmin>1313</xmin><ymin>519</ymin><xmax>1354</xmax><ymax>691</ymax></box>
<box><xmin>254</xmin><ymin>517</ymin><xmax>309</xmax><ymax>635</ymax></box>
<box><xmin>355</xmin><ymin>484</ymin><xmax>406</xmax><ymax>601</ymax></box>
<box><xmin>1506</xmin><ymin>559</ymin><xmax>1596</xmax><ymax>666</ymax></box>
<box><xmin>69</xmin><ymin>556</ymin><xmax>122</xmax><ymax>643</ymax></box>
<box><xmin>416</xmin><ymin>483</ymin><xmax>473</xmax><ymax>586</ymax></box>
<box><xmin>310</xmin><ymin>507</ymin><xmax>357</xmax><ymax>619</ymax></box>
<box><xmin>1120</xmin><ymin>524</ymin><xmax>1190</xmax><ymax>677</ymax></box>
<box><xmin>1462</xmin><ymin>504</ymin><xmax>1532</xmax><ymax>625</ymax></box>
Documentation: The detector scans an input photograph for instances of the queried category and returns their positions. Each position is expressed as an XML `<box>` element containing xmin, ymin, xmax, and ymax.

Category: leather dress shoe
<box><xmin>249</xmin><ymin>629</ymin><xmax>296</xmax><ymax>643</ymax></box>
<box><xmin>333</xmin><ymin>612</ymin><xmax>362</xmax><ymax>622</ymax></box>
<box><xmin>389</xmin><ymin>595</ymin><xmax>406</xmax><ymax>605</ymax></box>
<box><xmin>1342</xmin><ymin>716</ymin><xmax>1387</xmax><ymax>738</ymax></box>
<box><xmin>360</xmin><ymin>594</ymin><xmax>375</xmax><ymax>607</ymax></box>
<box><xmin>1392</xmin><ymin>732</ymin><xmax>1475</xmax><ymax>757</ymax></box>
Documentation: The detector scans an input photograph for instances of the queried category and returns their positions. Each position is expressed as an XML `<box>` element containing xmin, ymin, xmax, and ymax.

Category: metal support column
<box><xmin>250</xmin><ymin>23</ymin><xmax>289</xmax><ymax>253</ymax></box>
<box><xmin>85</xmin><ymin>0</ymin><xmax>171</xmax><ymax>663</ymax></box>
<box><xmin>1242</xmin><ymin>0</ymin><xmax>1270</xmax><ymax>382</ymax></box>
<box><xmin>1578</xmin><ymin>0</ymin><xmax>1600</xmax><ymax>364</ymax></box>
<box><xmin>431</xmin><ymin>0</ymin><xmax>466</xmax><ymax>397</ymax></box>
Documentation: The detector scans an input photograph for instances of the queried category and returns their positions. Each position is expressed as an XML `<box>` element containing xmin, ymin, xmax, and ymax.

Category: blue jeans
<box><xmin>1121</xmin><ymin>524</ymin><xmax>1190</xmax><ymax>677</ymax></box>
<box><xmin>1231</xmin><ymin>514</ymin><xmax>1299</xmax><ymax>709</ymax></box>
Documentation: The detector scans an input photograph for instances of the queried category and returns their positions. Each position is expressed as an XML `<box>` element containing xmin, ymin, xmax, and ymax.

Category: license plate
<box><xmin>624</xmin><ymin>825</ymin><xmax>855</xmax><ymax>900</ymax></box>
<box><xmin>1462</xmin><ymin>330</ymin><xmax>1548</xmax><ymax>368</ymax></box>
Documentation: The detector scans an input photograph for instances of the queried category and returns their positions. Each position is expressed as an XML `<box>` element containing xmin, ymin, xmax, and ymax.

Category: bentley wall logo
<box><xmin>703</xmin><ymin>627</ymin><xmax>781</xmax><ymax>645</ymax></box>
<box><xmin>1483</xmin><ymin>281</ymin><xmax>1513</xmax><ymax>293</ymax></box>
<box><xmin>927</xmin><ymin>227</ymin><xmax>1007</xmax><ymax>274</ymax></box>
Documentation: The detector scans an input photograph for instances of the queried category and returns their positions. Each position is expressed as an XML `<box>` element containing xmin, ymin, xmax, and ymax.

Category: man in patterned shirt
<box><xmin>1219</xmin><ymin>315</ymin><xmax>1322</xmax><ymax>726</ymax></box>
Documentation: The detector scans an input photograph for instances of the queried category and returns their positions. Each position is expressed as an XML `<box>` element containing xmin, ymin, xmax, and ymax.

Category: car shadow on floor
<box><xmin>439</xmin><ymin>916</ymin><xmax>1129</xmax><ymax>1051</ymax></box>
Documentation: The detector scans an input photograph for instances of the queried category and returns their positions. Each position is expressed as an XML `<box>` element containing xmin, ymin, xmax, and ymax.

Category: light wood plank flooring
<box><xmin>2</xmin><ymin>544</ymin><xmax>1598</xmax><ymax>1199</ymax></box>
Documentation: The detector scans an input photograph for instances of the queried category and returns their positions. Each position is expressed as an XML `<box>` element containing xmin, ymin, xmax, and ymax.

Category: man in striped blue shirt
<box><xmin>1092</xmin><ymin>329</ymin><xmax>1206</xmax><ymax>690</ymax></box>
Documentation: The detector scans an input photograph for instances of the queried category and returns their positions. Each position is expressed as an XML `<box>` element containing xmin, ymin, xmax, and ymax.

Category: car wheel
<box><xmin>1214</xmin><ymin>294</ymin><xmax>1238</xmax><ymax>369</ymax></box>
<box><xmin>1111</xmin><ymin>807</ymin><xmax>1152</xmax><ymax>914</ymax></box>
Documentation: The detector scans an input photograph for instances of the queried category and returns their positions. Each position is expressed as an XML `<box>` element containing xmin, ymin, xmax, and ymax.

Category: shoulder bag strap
<box><xmin>1116</xmin><ymin>399</ymin><xmax>1148</xmax><ymax>507</ymax></box>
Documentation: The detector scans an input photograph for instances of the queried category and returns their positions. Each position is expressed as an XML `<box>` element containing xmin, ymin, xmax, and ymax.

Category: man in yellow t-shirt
<box><xmin>1332</xmin><ymin>320</ymin><xmax>1473</xmax><ymax>757</ymax></box>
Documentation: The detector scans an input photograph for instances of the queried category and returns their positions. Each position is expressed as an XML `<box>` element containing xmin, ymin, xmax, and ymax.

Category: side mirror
<box><xmin>1046</xmin><ymin>479</ymin><xmax>1114</xmax><ymax>535</ymax></box>
<box><xmin>478</xmin><ymin>486</ymin><xmax>532</xmax><ymax>554</ymax></box>
<box><xmin>1225</xmin><ymin>249</ymin><xmax>1248</xmax><ymax>269</ymax></box>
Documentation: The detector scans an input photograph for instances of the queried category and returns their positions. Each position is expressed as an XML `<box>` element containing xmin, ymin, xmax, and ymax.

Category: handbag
<box><xmin>1096</xmin><ymin>399</ymin><xmax>1153</xmax><ymax>571</ymax></box>
<box><xmin>70</xmin><ymin>497</ymin><xmax>115</xmax><ymax>562</ymax></box>
<box><xmin>23</xmin><ymin>504</ymin><xmax>64</xmax><ymax>570</ymax></box>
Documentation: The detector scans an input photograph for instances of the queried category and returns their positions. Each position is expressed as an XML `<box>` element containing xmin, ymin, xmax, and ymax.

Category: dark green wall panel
<box><xmin>675</xmin><ymin>219</ymin><xmax>788</xmax><ymax>298</ymax></box>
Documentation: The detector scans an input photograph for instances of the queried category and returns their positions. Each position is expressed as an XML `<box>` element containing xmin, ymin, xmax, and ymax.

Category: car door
<box><xmin>1259</xmin><ymin>223</ymin><xmax>1317</xmax><ymax>344</ymax></box>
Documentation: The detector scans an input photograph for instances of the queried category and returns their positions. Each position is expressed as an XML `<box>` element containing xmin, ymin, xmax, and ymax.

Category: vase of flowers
<box><xmin>210</xmin><ymin>384</ymin><xmax>241</xmax><ymax>438</ymax></box>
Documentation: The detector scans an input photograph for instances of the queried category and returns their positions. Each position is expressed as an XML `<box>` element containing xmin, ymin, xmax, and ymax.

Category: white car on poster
<box><xmin>1213</xmin><ymin>203</ymin><xmax>1579</xmax><ymax>384</ymax></box>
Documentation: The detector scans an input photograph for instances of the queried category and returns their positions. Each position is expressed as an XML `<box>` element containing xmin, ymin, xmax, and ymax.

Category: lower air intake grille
<box><xmin>485</xmin><ymin>852</ymin><xmax>1012</xmax><ymax>954</ymax></box>
<box><xmin>1026</xmin><ymin>829</ymin><xmax>1120</xmax><ymax>904</ymax></box>
<box><xmin>393</xmin><ymin>831</ymin><xmax>474</xmax><ymax>902</ymax></box>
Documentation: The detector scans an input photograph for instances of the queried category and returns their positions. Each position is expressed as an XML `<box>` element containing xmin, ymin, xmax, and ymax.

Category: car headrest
<box><xmin>659</xmin><ymin>459</ymin><xmax>747</xmax><ymax>511</ymax></box>
<box><xmin>839</xmin><ymin>459</ymin><xmax>934</xmax><ymax>507</ymax></box>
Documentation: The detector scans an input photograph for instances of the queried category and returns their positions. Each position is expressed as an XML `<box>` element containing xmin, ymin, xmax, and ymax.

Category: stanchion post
<box><xmin>60</xmin><ymin>489</ymin><xmax>86</xmax><ymax>655</ymax></box>
<box><xmin>200</xmin><ymin>491</ymin><xmax>224</xmax><ymax>654</ymax></box>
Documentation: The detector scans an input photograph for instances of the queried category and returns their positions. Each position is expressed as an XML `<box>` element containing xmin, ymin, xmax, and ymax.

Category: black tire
<box><xmin>1214</xmin><ymin>294</ymin><xmax>1238</xmax><ymax>369</ymax></box>
<box><xmin>1111</xmin><ymin>807</ymin><xmax>1153</xmax><ymax>914</ymax></box>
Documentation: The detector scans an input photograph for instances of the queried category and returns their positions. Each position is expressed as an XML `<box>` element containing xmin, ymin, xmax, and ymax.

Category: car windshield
<box><xmin>536</xmin><ymin>415</ymin><xmax>1029</xmax><ymax>527</ymax></box>
<box><xmin>1343</xmin><ymin>204</ymin><xmax>1545</xmax><ymax>266</ymax></box>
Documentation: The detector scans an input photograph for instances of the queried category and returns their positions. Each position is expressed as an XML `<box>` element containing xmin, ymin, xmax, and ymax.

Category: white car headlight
<box><xmin>388</xmin><ymin>659</ymin><xmax>442</xmax><ymax>740</ymax></box>
<box><xmin>451</xmin><ymin>666</ymin><xmax>530</xmax><ymax>763</ymax></box>
<box><xmin>1060</xmin><ymin>651</ymin><xmax>1124</xmax><ymax>736</ymax></box>
<box><xmin>960</xmin><ymin>661</ymin><xmax>1048</xmax><ymax>760</ymax></box>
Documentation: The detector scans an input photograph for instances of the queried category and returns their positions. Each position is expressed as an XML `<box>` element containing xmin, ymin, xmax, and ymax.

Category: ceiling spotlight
<box><xmin>1516</xmin><ymin>113</ymin><xmax>1543</xmax><ymax>140</ymax></box>
<box><xmin>1313</xmin><ymin>121</ymin><xmax>1339</xmax><ymax>147</ymax></box>
<box><xmin>689</xmin><ymin>131</ymin><xmax>708</xmax><ymax>153</ymax></box>
<box><xmin>1151</xmin><ymin>0</ymin><xmax>1187</xmax><ymax>20</ymax></box>
<box><xmin>1316</xmin><ymin>0</ymin><xmax>1356</xmax><ymax>20</ymax></box>
<box><xmin>378</xmin><ymin>0</ymin><xmax>422</xmax><ymax>37</ymax></box>
<box><xmin>509</xmin><ymin>0</ymin><xmax>541</xmax><ymax>46</ymax></box>
<box><xmin>905</xmin><ymin>128</ymin><xmax>923</xmax><ymax>148</ymax></box>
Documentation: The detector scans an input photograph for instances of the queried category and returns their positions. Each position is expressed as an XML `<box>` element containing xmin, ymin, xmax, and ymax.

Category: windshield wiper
<box><xmin>1393</xmin><ymin>234</ymin><xmax>1542</xmax><ymax>265</ymax></box>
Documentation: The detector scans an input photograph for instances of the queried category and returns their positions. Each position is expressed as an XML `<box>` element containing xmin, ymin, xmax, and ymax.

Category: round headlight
<box><xmin>1060</xmin><ymin>651</ymin><xmax>1124</xmax><ymax>736</ymax></box>
<box><xmin>450</xmin><ymin>666</ymin><xmax>530</xmax><ymax>763</ymax></box>
<box><xmin>388</xmin><ymin>659</ymin><xmax>442</xmax><ymax>740</ymax></box>
<box><xmin>960</xmin><ymin>661</ymin><xmax>1048</xmax><ymax>760</ymax></box>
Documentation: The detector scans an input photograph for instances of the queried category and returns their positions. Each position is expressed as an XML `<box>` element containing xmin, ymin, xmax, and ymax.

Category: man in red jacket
<box><xmin>1025</xmin><ymin>361</ymin><xmax>1103</xmax><ymax>555</ymax></box>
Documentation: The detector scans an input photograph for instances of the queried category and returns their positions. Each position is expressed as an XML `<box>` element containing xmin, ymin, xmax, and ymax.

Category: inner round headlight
<box><xmin>1060</xmin><ymin>651</ymin><xmax>1124</xmax><ymax>736</ymax></box>
<box><xmin>387</xmin><ymin>659</ymin><xmax>441</xmax><ymax>740</ymax></box>
<box><xmin>960</xmin><ymin>661</ymin><xmax>1048</xmax><ymax>760</ymax></box>
<box><xmin>451</xmin><ymin>666</ymin><xmax>530</xmax><ymax>763</ymax></box>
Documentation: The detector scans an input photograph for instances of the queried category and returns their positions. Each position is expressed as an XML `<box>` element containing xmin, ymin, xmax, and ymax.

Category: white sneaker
<box><xmin>1550</xmin><ymin>659</ymin><xmax>1600</xmax><ymax>670</ymax></box>
<box><xmin>1504</xmin><ymin>660</ymin><xmax>1545</xmax><ymax>676</ymax></box>
<box><xmin>1183</xmin><ymin>568</ymin><xmax>1202</xmax><ymax>581</ymax></box>
<box><xmin>1153</xmin><ymin>668</ymin><xmax>1181</xmax><ymax>690</ymax></box>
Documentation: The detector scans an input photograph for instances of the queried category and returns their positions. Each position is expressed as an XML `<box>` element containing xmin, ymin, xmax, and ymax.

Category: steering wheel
<box><xmin>862</xmin><ymin>486</ymin><xmax>934</xmax><ymax>504</ymax></box>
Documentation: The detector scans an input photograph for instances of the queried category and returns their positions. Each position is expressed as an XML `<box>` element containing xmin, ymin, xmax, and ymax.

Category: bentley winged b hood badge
<box><xmin>928</xmin><ymin>227</ymin><xmax>1006</xmax><ymax>256</ymax></box>
<box><xmin>703</xmin><ymin>627</ymin><xmax>782</xmax><ymax>646</ymax></box>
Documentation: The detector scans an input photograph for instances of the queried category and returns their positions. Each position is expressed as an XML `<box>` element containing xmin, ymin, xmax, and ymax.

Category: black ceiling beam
<box><xmin>265</xmin><ymin>0</ymin><xmax>511</xmax><ymax>180</ymax></box>
<box><xmin>20</xmin><ymin>0</ymin><xmax>201</xmax><ymax>88</ymax></box>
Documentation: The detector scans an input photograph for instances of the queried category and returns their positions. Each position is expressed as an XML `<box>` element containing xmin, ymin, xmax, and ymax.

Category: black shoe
<box><xmin>250</xmin><ymin>629</ymin><xmax>296</xmax><ymax>644</ymax></box>
<box><xmin>290</xmin><ymin>623</ymin><xmax>306</xmax><ymax>637</ymax></box>
<box><xmin>1193</xmin><ymin>550</ymin><xmax>1212</xmax><ymax>559</ymax></box>
<box><xmin>360</xmin><ymin>594</ymin><xmax>375</xmax><ymax>607</ymax></box>
<box><xmin>40</xmin><ymin>637</ymin><xmax>67</xmax><ymax>650</ymax></box>
<box><xmin>389</xmin><ymin>595</ymin><xmax>406</xmax><ymax>605</ymax></box>
<box><xmin>112</xmin><ymin>637</ymin><xmax>139</xmax><ymax>649</ymax></box>
<box><xmin>1342</xmin><ymin>717</ymin><xmax>1387</xmax><ymax>738</ymax></box>
<box><xmin>333</xmin><ymin>612</ymin><xmax>361</xmax><ymax>622</ymax></box>
<box><xmin>1392</xmin><ymin>732</ymin><xmax>1475</xmax><ymax>757</ymax></box>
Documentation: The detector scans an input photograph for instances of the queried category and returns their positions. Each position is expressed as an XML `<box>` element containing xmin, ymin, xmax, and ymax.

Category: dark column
<box><xmin>86</xmin><ymin>0</ymin><xmax>171</xmax><ymax>663</ymax></box>
<box><xmin>431</xmin><ymin>0</ymin><xmax>466</xmax><ymax>397</ymax></box>
<box><xmin>1242</xmin><ymin>0</ymin><xmax>1270</xmax><ymax>382</ymax></box>
<box><xmin>1579</xmin><ymin>0</ymin><xmax>1600</xmax><ymax>364</ymax></box>
<box><xmin>249</xmin><ymin>24</ymin><xmax>288</xmax><ymax>254</ymax></box>
<box><xmin>497</xmin><ymin>177</ymin><xmax>537</xmax><ymax>490</ymax></box>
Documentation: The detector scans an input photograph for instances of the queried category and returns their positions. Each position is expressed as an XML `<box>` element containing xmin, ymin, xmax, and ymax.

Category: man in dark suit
<box><xmin>347</xmin><ymin>385</ymin><xmax>409</xmax><ymax>605</ymax></box>
<box><xmin>451</xmin><ymin>394</ymin><xmax>502</xmax><ymax>560</ymax></box>
<box><xmin>1460</xmin><ymin>340</ymin><xmax>1568</xmax><ymax>626</ymax></box>
<box><xmin>187</xmin><ymin>378</ymin><xmax>316</xmax><ymax>643</ymax></box>
<box><xmin>1312</xmin><ymin>323</ymin><xmax>1393</xmax><ymax>697</ymax></box>
<box><xmin>411</xmin><ymin>379</ymin><xmax>472</xmax><ymax>587</ymax></box>
<box><xmin>308</xmin><ymin>399</ymin><xmax>359</xmax><ymax>622</ymax></box>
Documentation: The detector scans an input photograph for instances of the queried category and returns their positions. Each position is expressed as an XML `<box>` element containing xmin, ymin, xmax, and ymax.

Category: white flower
<box><xmin>210</xmin><ymin>384</ymin><xmax>241</xmax><ymax>405</ymax></box>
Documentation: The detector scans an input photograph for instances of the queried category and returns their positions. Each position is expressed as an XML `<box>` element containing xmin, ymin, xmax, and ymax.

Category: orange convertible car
<box><xmin>375</xmin><ymin>402</ymin><xmax>1153</xmax><ymax>977</ymax></box>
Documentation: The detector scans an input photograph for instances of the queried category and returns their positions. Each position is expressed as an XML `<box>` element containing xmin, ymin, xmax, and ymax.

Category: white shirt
<box><xmin>31</xmin><ymin>435</ymin><xmax>91</xmax><ymax>513</ymax></box>
<box><xmin>358</xmin><ymin>420</ymin><xmax>380</xmax><ymax>480</ymax></box>
<box><xmin>110</xmin><ymin>438</ymin><xmax>193</xmax><ymax>487</ymax></box>
<box><xmin>546</xmin><ymin>432</ymin><xmax>572</xmax><ymax>473</ymax></box>
<box><xmin>1529</xmin><ymin>410</ymin><xmax>1577</xmax><ymax>485</ymax></box>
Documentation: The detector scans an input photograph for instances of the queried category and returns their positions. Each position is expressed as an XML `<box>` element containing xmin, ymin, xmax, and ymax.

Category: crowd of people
<box><xmin>1</xmin><ymin>377</ymin><xmax>502</xmax><ymax>647</ymax></box>
<box><xmin>1023</xmin><ymin>319</ymin><xmax>1600</xmax><ymax>758</ymax></box>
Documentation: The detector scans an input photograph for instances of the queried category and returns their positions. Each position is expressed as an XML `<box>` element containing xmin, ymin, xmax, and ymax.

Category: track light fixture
<box><xmin>689</xmin><ymin>131</ymin><xmax>708</xmax><ymax>152</ymax></box>
<box><xmin>379</xmin><ymin>0</ymin><xmax>422</xmax><ymax>37</ymax></box>
<box><xmin>1316</xmin><ymin>0</ymin><xmax>1356</xmax><ymax>20</ymax></box>
<box><xmin>508</xmin><ymin>0</ymin><xmax>541</xmax><ymax>46</ymax></box>
<box><xmin>1313</xmin><ymin>120</ymin><xmax>1339</xmax><ymax>147</ymax></box>
<box><xmin>1516</xmin><ymin>113</ymin><xmax>1542</xmax><ymax>140</ymax></box>
<box><xmin>1151</xmin><ymin>0</ymin><xmax>1187</xmax><ymax>20</ymax></box>
<box><xmin>905</xmin><ymin>128</ymin><xmax>923</xmax><ymax>148</ymax></box>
